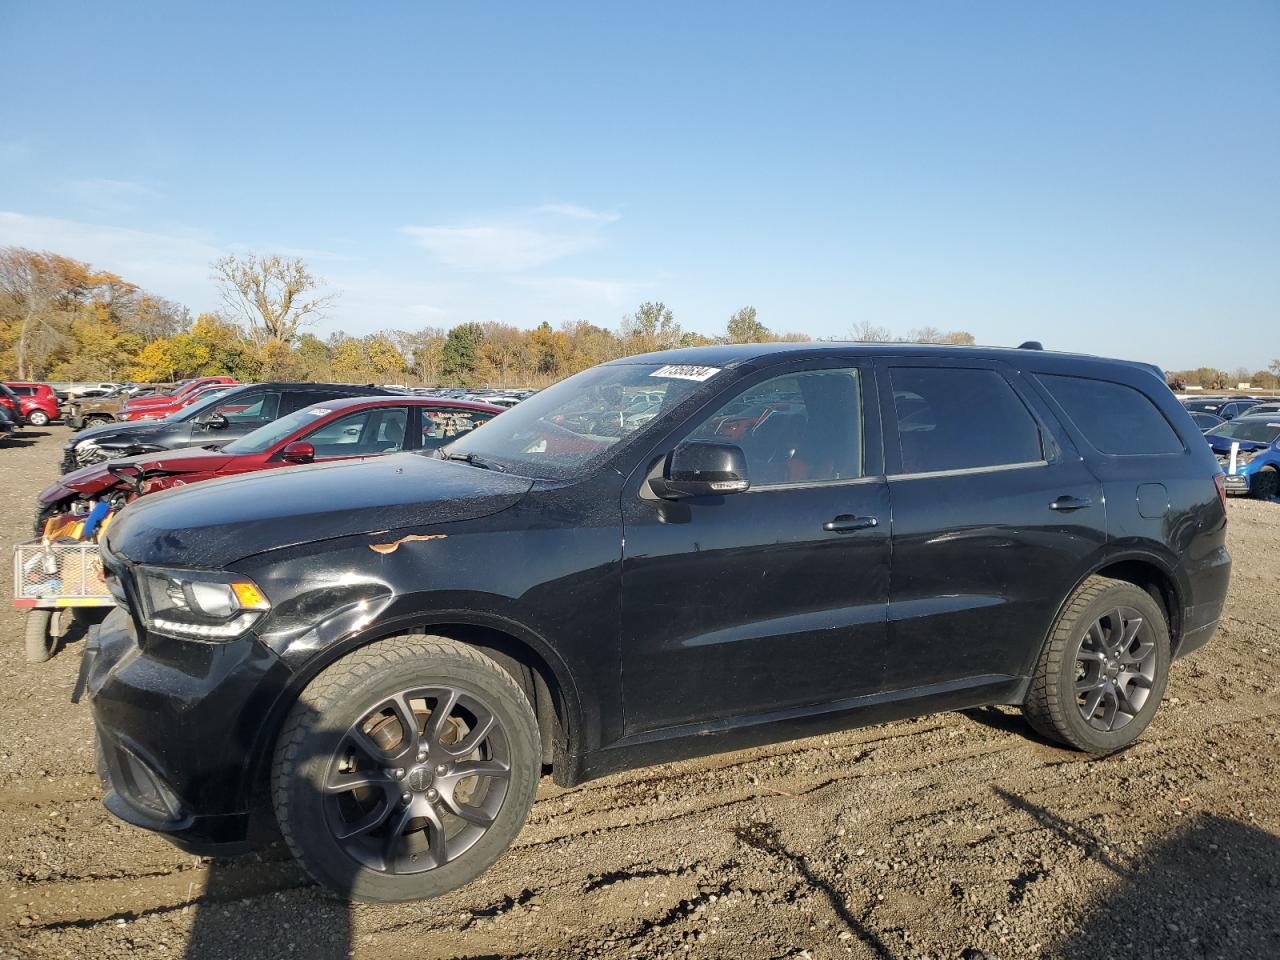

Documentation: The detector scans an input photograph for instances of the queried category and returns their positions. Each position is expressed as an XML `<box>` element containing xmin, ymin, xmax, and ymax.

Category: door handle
<box><xmin>1049</xmin><ymin>495</ymin><xmax>1093</xmax><ymax>511</ymax></box>
<box><xmin>823</xmin><ymin>515</ymin><xmax>879</xmax><ymax>533</ymax></box>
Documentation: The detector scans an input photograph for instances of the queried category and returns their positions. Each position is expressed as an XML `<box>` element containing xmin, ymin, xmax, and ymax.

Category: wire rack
<box><xmin>14</xmin><ymin>541</ymin><xmax>111</xmax><ymax>604</ymax></box>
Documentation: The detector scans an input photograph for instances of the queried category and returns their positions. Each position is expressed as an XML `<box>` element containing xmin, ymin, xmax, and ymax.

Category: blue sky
<box><xmin>1</xmin><ymin>2</ymin><xmax>1276</xmax><ymax>371</ymax></box>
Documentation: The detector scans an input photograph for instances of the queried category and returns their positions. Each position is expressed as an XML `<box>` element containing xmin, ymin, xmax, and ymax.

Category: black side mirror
<box><xmin>201</xmin><ymin>412</ymin><xmax>228</xmax><ymax>430</ymax></box>
<box><xmin>650</xmin><ymin>441</ymin><xmax>750</xmax><ymax>500</ymax></box>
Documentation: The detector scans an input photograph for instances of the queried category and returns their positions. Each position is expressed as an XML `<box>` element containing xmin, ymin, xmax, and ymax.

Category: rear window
<box><xmin>890</xmin><ymin>367</ymin><xmax>1043</xmax><ymax>474</ymax></box>
<box><xmin>1038</xmin><ymin>374</ymin><xmax>1183</xmax><ymax>455</ymax></box>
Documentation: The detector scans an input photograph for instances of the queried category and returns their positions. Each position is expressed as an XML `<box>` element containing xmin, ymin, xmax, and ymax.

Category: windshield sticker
<box><xmin>649</xmin><ymin>365</ymin><xmax>720</xmax><ymax>382</ymax></box>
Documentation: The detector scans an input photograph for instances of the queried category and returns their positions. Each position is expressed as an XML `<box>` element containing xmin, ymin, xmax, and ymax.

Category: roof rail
<box><xmin>1017</xmin><ymin>340</ymin><xmax>1044</xmax><ymax>350</ymax></box>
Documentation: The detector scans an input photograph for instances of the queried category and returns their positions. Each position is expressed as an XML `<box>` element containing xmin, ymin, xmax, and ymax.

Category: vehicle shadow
<box><xmin>957</xmin><ymin>704</ymin><xmax>1063</xmax><ymax>749</ymax></box>
<box><xmin>995</xmin><ymin>787</ymin><xmax>1280</xmax><ymax>958</ymax></box>
<box><xmin>183</xmin><ymin>698</ymin><xmax>357</xmax><ymax>960</ymax></box>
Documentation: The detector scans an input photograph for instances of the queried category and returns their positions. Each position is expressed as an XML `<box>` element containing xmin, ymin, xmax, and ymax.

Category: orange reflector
<box><xmin>230</xmin><ymin>580</ymin><xmax>270</xmax><ymax>609</ymax></box>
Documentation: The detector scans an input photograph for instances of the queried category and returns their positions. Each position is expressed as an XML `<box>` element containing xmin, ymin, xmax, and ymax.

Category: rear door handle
<box><xmin>823</xmin><ymin>515</ymin><xmax>878</xmax><ymax>533</ymax></box>
<box><xmin>1049</xmin><ymin>495</ymin><xmax>1093</xmax><ymax>511</ymax></box>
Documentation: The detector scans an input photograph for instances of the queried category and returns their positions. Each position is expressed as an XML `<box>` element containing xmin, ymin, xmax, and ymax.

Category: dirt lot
<box><xmin>0</xmin><ymin>428</ymin><xmax>1276</xmax><ymax>960</ymax></box>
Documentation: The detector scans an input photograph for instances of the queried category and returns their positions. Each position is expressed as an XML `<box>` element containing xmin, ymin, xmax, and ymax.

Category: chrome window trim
<box><xmin>889</xmin><ymin>460</ymin><xmax>1048</xmax><ymax>481</ymax></box>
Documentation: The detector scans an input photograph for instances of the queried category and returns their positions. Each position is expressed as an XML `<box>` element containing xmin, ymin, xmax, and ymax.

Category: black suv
<box><xmin>83</xmin><ymin>343</ymin><xmax>1230</xmax><ymax>902</ymax></box>
<box><xmin>61</xmin><ymin>382</ymin><xmax>397</xmax><ymax>473</ymax></box>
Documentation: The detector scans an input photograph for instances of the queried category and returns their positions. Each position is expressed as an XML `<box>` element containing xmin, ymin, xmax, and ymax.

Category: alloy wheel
<box><xmin>1073</xmin><ymin>606</ymin><xmax>1157</xmax><ymax>732</ymax></box>
<box><xmin>324</xmin><ymin>686</ymin><xmax>512</xmax><ymax>874</ymax></box>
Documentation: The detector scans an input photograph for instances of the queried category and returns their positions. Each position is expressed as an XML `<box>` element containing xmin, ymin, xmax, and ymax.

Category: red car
<box><xmin>4</xmin><ymin>382</ymin><xmax>60</xmax><ymax>426</ymax></box>
<box><xmin>120</xmin><ymin>381</ymin><xmax>237</xmax><ymax>421</ymax></box>
<box><xmin>122</xmin><ymin>375</ymin><xmax>238</xmax><ymax>412</ymax></box>
<box><xmin>35</xmin><ymin>396</ymin><xmax>503</xmax><ymax>532</ymax></box>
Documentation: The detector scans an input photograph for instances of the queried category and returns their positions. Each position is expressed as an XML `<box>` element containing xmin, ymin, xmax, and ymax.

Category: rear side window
<box><xmin>890</xmin><ymin>367</ymin><xmax>1042</xmax><ymax>474</ymax></box>
<box><xmin>1037</xmin><ymin>374</ymin><xmax>1183</xmax><ymax>455</ymax></box>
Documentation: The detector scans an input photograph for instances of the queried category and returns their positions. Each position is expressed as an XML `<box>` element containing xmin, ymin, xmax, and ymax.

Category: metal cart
<box><xmin>14</xmin><ymin>541</ymin><xmax>112</xmax><ymax>663</ymax></box>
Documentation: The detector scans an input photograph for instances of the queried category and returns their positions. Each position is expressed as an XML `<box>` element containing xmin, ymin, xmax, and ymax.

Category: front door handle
<box><xmin>1049</xmin><ymin>495</ymin><xmax>1093</xmax><ymax>512</ymax></box>
<box><xmin>823</xmin><ymin>515</ymin><xmax>878</xmax><ymax>533</ymax></box>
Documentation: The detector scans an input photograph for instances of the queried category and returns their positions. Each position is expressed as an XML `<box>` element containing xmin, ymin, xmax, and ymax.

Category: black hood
<box><xmin>104</xmin><ymin>453</ymin><xmax>533</xmax><ymax>567</ymax></box>
<box><xmin>71</xmin><ymin>418</ymin><xmax>173</xmax><ymax>448</ymax></box>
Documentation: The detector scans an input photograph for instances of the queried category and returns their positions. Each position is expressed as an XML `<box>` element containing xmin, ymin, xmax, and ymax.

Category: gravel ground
<box><xmin>0</xmin><ymin>428</ymin><xmax>1277</xmax><ymax>960</ymax></box>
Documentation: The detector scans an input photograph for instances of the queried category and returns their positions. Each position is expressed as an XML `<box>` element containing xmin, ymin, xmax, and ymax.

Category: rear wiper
<box><xmin>439</xmin><ymin>450</ymin><xmax>505</xmax><ymax>472</ymax></box>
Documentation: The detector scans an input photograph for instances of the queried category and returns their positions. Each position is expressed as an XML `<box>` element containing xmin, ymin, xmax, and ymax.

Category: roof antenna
<box><xmin>1017</xmin><ymin>340</ymin><xmax>1044</xmax><ymax>350</ymax></box>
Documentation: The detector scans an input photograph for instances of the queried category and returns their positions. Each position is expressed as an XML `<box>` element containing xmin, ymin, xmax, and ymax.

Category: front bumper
<box><xmin>84</xmin><ymin>606</ymin><xmax>293</xmax><ymax>853</ymax></box>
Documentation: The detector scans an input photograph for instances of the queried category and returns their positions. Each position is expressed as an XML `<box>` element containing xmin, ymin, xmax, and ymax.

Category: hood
<box><xmin>104</xmin><ymin>452</ymin><xmax>534</xmax><ymax>567</ymax></box>
<box><xmin>42</xmin><ymin>445</ymin><xmax>233</xmax><ymax>505</ymax></box>
<box><xmin>1206</xmin><ymin>434</ymin><xmax>1273</xmax><ymax>454</ymax></box>
<box><xmin>71</xmin><ymin>418</ymin><xmax>173</xmax><ymax>447</ymax></box>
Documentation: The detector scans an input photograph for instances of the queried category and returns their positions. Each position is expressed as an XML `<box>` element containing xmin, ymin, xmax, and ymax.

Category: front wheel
<box><xmin>1251</xmin><ymin>468</ymin><xmax>1278</xmax><ymax>501</ymax></box>
<box><xmin>271</xmin><ymin>635</ymin><xmax>541</xmax><ymax>902</ymax></box>
<box><xmin>1022</xmin><ymin>576</ymin><xmax>1170</xmax><ymax>753</ymax></box>
<box><xmin>26</xmin><ymin>410</ymin><xmax>49</xmax><ymax>427</ymax></box>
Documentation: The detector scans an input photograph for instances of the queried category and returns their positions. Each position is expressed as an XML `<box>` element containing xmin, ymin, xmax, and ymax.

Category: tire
<box><xmin>84</xmin><ymin>415</ymin><xmax>112</xmax><ymax>427</ymax></box>
<box><xmin>25</xmin><ymin>610</ymin><xmax>55</xmax><ymax>663</ymax></box>
<box><xmin>271</xmin><ymin>634</ymin><xmax>540</xmax><ymax>902</ymax></box>
<box><xmin>1022</xmin><ymin>575</ymin><xmax>1170</xmax><ymax>754</ymax></box>
<box><xmin>26</xmin><ymin>410</ymin><xmax>49</xmax><ymax>427</ymax></box>
<box><xmin>1251</xmin><ymin>468</ymin><xmax>1278</xmax><ymax>501</ymax></box>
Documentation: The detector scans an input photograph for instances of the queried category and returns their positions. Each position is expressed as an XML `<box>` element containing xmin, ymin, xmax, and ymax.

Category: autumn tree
<box><xmin>620</xmin><ymin>301</ymin><xmax>682</xmax><ymax>354</ymax></box>
<box><xmin>725</xmin><ymin>306</ymin><xmax>769</xmax><ymax>343</ymax></box>
<box><xmin>212</xmin><ymin>253</ymin><xmax>336</xmax><ymax>346</ymax></box>
<box><xmin>849</xmin><ymin>320</ymin><xmax>893</xmax><ymax>342</ymax></box>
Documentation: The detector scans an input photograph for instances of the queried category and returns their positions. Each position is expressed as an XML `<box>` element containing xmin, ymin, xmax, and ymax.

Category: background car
<box><xmin>1188</xmin><ymin>410</ymin><xmax>1226</xmax><ymax>432</ymax></box>
<box><xmin>4</xmin><ymin>382</ymin><xmax>60</xmax><ymax>426</ymax></box>
<box><xmin>1240</xmin><ymin>402</ymin><xmax>1280</xmax><ymax>417</ymax></box>
<box><xmin>119</xmin><ymin>381</ymin><xmax>235</xmax><ymax>421</ymax></box>
<box><xmin>120</xmin><ymin>375</ymin><xmax>238</xmax><ymax>412</ymax></box>
<box><xmin>0</xmin><ymin>404</ymin><xmax>15</xmax><ymax>437</ymax></box>
<box><xmin>1204</xmin><ymin>414</ymin><xmax>1280</xmax><ymax>499</ymax></box>
<box><xmin>37</xmin><ymin>396</ymin><xmax>503</xmax><ymax>531</ymax></box>
<box><xmin>61</xmin><ymin>382</ymin><xmax>403</xmax><ymax>473</ymax></box>
<box><xmin>66</xmin><ymin>383</ymin><xmax>172</xmax><ymax>429</ymax></box>
<box><xmin>1182</xmin><ymin>397</ymin><xmax>1273</xmax><ymax>421</ymax></box>
<box><xmin>0</xmin><ymin>383</ymin><xmax>27</xmax><ymax>426</ymax></box>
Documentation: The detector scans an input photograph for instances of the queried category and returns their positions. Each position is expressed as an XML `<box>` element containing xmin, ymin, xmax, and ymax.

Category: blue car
<box><xmin>1205</xmin><ymin>414</ymin><xmax>1280</xmax><ymax>499</ymax></box>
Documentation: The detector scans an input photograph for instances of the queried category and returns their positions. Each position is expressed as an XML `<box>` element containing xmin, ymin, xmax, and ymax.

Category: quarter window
<box><xmin>1037</xmin><ymin>374</ymin><xmax>1183</xmax><ymax>455</ymax></box>
<box><xmin>890</xmin><ymin>367</ymin><xmax>1042</xmax><ymax>474</ymax></box>
<box><xmin>686</xmin><ymin>368</ymin><xmax>863</xmax><ymax>487</ymax></box>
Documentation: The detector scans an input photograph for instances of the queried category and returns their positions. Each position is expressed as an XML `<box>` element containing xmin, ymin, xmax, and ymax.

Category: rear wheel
<box><xmin>83</xmin><ymin>415</ymin><xmax>112</xmax><ymax>428</ymax></box>
<box><xmin>26</xmin><ymin>410</ymin><xmax>49</xmax><ymax>427</ymax></box>
<box><xmin>24</xmin><ymin>610</ymin><xmax>55</xmax><ymax>663</ymax></box>
<box><xmin>271</xmin><ymin>635</ymin><xmax>540</xmax><ymax>902</ymax></box>
<box><xmin>1023</xmin><ymin>576</ymin><xmax>1169</xmax><ymax>753</ymax></box>
<box><xmin>1252</xmin><ymin>467</ymin><xmax>1278</xmax><ymax>501</ymax></box>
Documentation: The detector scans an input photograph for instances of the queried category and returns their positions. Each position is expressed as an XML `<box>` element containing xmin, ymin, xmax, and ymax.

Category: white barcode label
<box><xmin>650</xmin><ymin>365</ymin><xmax>720</xmax><ymax>382</ymax></box>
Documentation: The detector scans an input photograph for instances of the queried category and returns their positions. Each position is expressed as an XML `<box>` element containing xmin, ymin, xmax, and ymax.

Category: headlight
<box><xmin>135</xmin><ymin>566</ymin><xmax>270</xmax><ymax>641</ymax></box>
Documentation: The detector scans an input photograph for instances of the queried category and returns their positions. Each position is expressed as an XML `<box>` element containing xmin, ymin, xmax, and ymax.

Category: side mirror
<box><xmin>201</xmin><ymin>412</ymin><xmax>229</xmax><ymax>430</ymax></box>
<box><xmin>282</xmin><ymin>441</ymin><xmax>315</xmax><ymax>464</ymax></box>
<box><xmin>649</xmin><ymin>441</ymin><xmax>750</xmax><ymax>500</ymax></box>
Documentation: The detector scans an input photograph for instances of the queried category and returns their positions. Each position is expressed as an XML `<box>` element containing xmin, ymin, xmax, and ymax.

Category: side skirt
<box><xmin>565</xmin><ymin>674</ymin><xmax>1027</xmax><ymax>785</ymax></box>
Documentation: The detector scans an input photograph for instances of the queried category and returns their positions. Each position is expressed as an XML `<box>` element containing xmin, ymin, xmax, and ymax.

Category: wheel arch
<box><xmin>244</xmin><ymin>611</ymin><xmax>587</xmax><ymax>820</ymax></box>
<box><xmin>1040</xmin><ymin>549</ymin><xmax>1187</xmax><ymax>667</ymax></box>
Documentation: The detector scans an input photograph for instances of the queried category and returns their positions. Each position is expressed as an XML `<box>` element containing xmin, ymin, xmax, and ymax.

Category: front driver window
<box><xmin>306</xmin><ymin>408</ymin><xmax>408</xmax><ymax>458</ymax></box>
<box><xmin>686</xmin><ymin>368</ymin><xmax>863</xmax><ymax>487</ymax></box>
<box><xmin>215</xmin><ymin>391</ymin><xmax>281</xmax><ymax>423</ymax></box>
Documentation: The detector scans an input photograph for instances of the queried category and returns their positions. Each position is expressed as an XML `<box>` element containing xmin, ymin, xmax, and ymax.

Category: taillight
<box><xmin>1214</xmin><ymin>473</ymin><xmax>1228</xmax><ymax>512</ymax></box>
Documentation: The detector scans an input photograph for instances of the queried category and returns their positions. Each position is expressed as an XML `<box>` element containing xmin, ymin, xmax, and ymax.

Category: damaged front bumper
<box><xmin>82</xmin><ymin>606</ymin><xmax>294</xmax><ymax>854</ymax></box>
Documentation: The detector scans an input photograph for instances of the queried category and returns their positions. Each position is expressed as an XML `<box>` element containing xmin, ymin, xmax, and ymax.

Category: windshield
<box><xmin>172</xmin><ymin>387</ymin><xmax>244</xmax><ymax>422</ymax></box>
<box><xmin>1214</xmin><ymin>420</ymin><xmax>1280</xmax><ymax>444</ymax></box>
<box><xmin>222</xmin><ymin>404</ymin><xmax>332</xmax><ymax>454</ymax></box>
<box><xmin>441</xmin><ymin>363</ymin><xmax>721</xmax><ymax>479</ymax></box>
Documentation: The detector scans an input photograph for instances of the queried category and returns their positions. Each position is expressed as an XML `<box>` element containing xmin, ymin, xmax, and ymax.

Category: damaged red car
<box><xmin>35</xmin><ymin>395</ymin><xmax>502</xmax><ymax>534</ymax></box>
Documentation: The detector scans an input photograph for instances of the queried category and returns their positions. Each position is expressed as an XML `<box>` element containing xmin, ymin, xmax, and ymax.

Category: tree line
<box><xmin>25</xmin><ymin>244</ymin><xmax>1240</xmax><ymax>390</ymax></box>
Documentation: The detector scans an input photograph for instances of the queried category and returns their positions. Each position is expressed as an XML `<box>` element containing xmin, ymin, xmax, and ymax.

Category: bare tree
<box><xmin>212</xmin><ymin>253</ymin><xmax>337</xmax><ymax>346</ymax></box>
<box><xmin>848</xmin><ymin>320</ymin><xmax>893</xmax><ymax>342</ymax></box>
